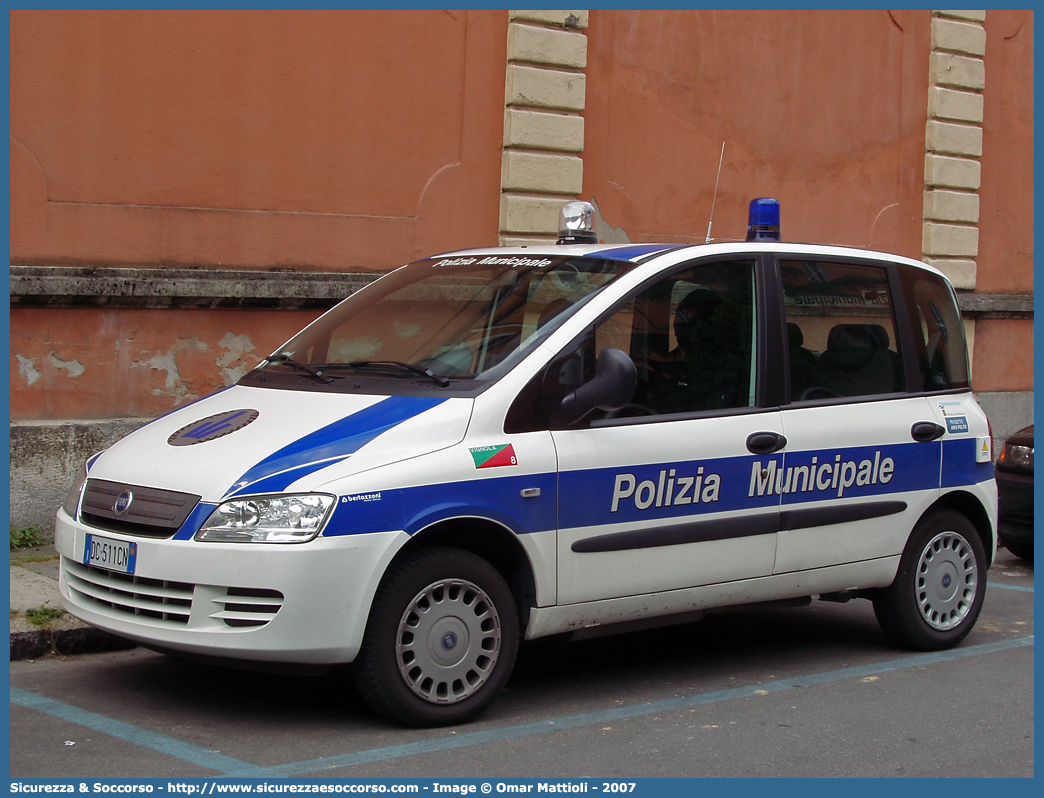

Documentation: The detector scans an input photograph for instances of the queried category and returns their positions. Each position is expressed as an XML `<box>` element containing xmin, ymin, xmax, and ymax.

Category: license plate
<box><xmin>83</xmin><ymin>534</ymin><xmax>137</xmax><ymax>574</ymax></box>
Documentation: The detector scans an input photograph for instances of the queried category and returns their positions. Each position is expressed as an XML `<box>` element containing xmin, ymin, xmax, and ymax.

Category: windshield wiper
<box><xmin>341</xmin><ymin>360</ymin><xmax>451</xmax><ymax>388</ymax></box>
<box><xmin>265</xmin><ymin>354</ymin><xmax>334</xmax><ymax>384</ymax></box>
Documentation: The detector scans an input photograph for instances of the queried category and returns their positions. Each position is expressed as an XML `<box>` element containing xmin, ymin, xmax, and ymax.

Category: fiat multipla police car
<box><xmin>56</xmin><ymin>199</ymin><xmax>997</xmax><ymax>726</ymax></box>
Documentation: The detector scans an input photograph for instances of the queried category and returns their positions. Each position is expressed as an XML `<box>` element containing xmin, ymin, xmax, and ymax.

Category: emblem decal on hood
<box><xmin>168</xmin><ymin>409</ymin><xmax>260</xmax><ymax>446</ymax></box>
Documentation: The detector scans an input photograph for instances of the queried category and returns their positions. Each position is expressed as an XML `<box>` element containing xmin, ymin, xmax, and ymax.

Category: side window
<box><xmin>897</xmin><ymin>266</ymin><xmax>970</xmax><ymax>391</ymax></box>
<box><xmin>781</xmin><ymin>260</ymin><xmax>903</xmax><ymax>402</ymax></box>
<box><xmin>592</xmin><ymin>259</ymin><xmax>757</xmax><ymax>418</ymax></box>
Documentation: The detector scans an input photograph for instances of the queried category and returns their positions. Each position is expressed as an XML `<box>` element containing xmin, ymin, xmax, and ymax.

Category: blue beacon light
<box><xmin>746</xmin><ymin>197</ymin><xmax>781</xmax><ymax>241</ymax></box>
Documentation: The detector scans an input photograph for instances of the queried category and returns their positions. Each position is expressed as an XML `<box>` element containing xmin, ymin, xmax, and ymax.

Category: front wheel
<box><xmin>873</xmin><ymin>510</ymin><xmax>986</xmax><ymax>651</ymax></box>
<box><xmin>352</xmin><ymin>546</ymin><xmax>519</xmax><ymax>727</ymax></box>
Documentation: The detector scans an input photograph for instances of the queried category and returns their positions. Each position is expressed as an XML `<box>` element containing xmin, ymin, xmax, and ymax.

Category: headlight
<box><xmin>999</xmin><ymin>443</ymin><xmax>1034</xmax><ymax>472</ymax></box>
<box><xmin>195</xmin><ymin>494</ymin><xmax>335</xmax><ymax>543</ymax></box>
<box><xmin>62</xmin><ymin>461</ymin><xmax>89</xmax><ymax>520</ymax></box>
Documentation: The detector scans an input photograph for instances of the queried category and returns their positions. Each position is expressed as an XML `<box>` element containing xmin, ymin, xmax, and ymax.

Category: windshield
<box><xmin>255</xmin><ymin>254</ymin><xmax>635</xmax><ymax>387</ymax></box>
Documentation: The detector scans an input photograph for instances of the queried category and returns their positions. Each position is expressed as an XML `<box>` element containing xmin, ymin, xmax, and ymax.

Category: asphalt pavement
<box><xmin>9</xmin><ymin>548</ymin><xmax>1034</xmax><ymax>778</ymax></box>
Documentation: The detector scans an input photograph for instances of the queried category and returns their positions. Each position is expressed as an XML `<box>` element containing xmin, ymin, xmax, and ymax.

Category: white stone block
<box><xmin>506</xmin><ymin>64</ymin><xmax>586</xmax><ymax>111</ymax></box>
<box><xmin>502</xmin><ymin>150</ymin><xmax>583</xmax><ymax>195</ymax></box>
<box><xmin>936</xmin><ymin>10</ymin><xmax>986</xmax><ymax>23</ymax></box>
<box><xmin>930</xmin><ymin>52</ymin><xmax>986</xmax><ymax>90</ymax></box>
<box><xmin>509</xmin><ymin>10</ymin><xmax>589</xmax><ymax>29</ymax></box>
<box><xmin>925</xmin><ymin>257</ymin><xmax>977</xmax><ymax>290</ymax></box>
<box><xmin>500</xmin><ymin>193</ymin><xmax>566</xmax><ymax>235</ymax></box>
<box><xmin>929</xmin><ymin>86</ymin><xmax>985</xmax><ymax>123</ymax></box>
<box><xmin>922</xmin><ymin>222</ymin><xmax>979</xmax><ymax>258</ymax></box>
<box><xmin>923</xmin><ymin>189</ymin><xmax>980</xmax><ymax>223</ymax></box>
<box><xmin>925</xmin><ymin>120</ymin><xmax>983</xmax><ymax>157</ymax></box>
<box><xmin>504</xmin><ymin>108</ymin><xmax>585</xmax><ymax>152</ymax></box>
<box><xmin>931</xmin><ymin>17</ymin><xmax>987</xmax><ymax>57</ymax></box>
<box><xmin>925</xmin><ymin>154</ymin><xmax>981</xmax><ymax>190</ymax></box>
<box><xmin>508</xmin><ymin>22</ymin><xmax>587</xmax><ymax>68</ymax></box>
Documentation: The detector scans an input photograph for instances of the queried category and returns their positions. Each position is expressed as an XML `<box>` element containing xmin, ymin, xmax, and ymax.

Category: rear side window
<box><xmin>896</xmin><ymin>266</ymin><xmax>970</xmax><ymax>391</ymax></box>
<box><xmin>780</xmin><ymin>260</ymin><xmax>904</xmax><ymax>402</ymax></box>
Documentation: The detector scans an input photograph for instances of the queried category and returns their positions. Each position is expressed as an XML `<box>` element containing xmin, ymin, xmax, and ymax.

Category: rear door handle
<box><xmin>746</xmin><ymin>431</ymin><xmax>787</xmax><ymax>454</ymax></box>
<box><xmin>911</xmin><ymin>421</ymin><xmax>945</xmax><ymax>442</ymax></box>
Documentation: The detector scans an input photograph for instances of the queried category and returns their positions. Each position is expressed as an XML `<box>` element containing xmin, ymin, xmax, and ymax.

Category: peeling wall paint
<box><xmin>14</xmin><ymin>354</ymin><xmax>41</xmax><ymax>386</ymax></box>
<box><xmin>9</xmin><ymin>307</ymin><xmax>319</xmax><ymax>419</ymax></box>
<box><xmin>130</xmin><ymin>338</ymin><xmax>210</xmax><ymax>405</ymax></box>
<box><xmin>47</xmin><ymin>352</ymin><xmax>85</xmax><ymax>377</ymax></box>
<box><xmin>216</xmin><ymin>332</ymin><xmax>261</xmax><ymax>384</ymax></box>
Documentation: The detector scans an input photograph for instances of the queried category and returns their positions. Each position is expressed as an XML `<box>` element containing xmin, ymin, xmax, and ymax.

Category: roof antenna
<box><xmin>705</xmin><ymin>142</ymin><xmax>725</xmax><ymax>243</ymax></box>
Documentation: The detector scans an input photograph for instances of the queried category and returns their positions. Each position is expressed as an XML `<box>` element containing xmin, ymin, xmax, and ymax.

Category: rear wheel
<box><xmin>352</xmin><ymin>546</ymin><xmax>519</xmax><ymax>727</ymax></box>
<box><xmin>873</xmin><ymin>510</ymin><xmax>986</xmax><ymax>650</ymax></box>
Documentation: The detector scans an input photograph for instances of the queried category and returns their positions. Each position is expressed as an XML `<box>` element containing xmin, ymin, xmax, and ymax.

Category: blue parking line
<box><xmin>10</xmin><ymin>635</ymin><xmax>1033</xmax><ymax>777</ymax></box>
<box><xmin>989</xmin><ymin>582</ymin><xmax>1034</xmax><ymax>593</ymax></box>
<box><xmin>9</xmin><ymin>687</ymin><xmax>269</xmax><ymax>777</ymax></box>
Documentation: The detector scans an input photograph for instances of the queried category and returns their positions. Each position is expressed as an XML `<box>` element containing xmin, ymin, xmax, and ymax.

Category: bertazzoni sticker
<box><xmin>167</xmin><ymin>409</ymin><xmax>260</xmax><ymax>446</ymax></box>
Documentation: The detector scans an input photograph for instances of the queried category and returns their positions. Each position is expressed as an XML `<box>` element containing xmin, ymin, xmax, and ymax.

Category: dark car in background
<box><xmin>996</xmin><ymin>425</ymin><xmax>1033</xmax><ymax>561</ymax></box>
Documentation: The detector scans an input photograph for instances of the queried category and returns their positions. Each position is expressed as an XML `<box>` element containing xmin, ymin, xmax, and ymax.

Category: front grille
<box><xmin>212</xmin><ymin>587</ymin><xmax>285</xmax><ymax>628</ymax></box>
<box><xmin>64</xmin><ymin>558</ymin><xmax>194</xmax><ymax>625</ymax></box>
<box><xmin>63</xmin><ymin>558</ymin><xmax>286</xmax><ymax>631</ymax></box>
<box><xmin>81</xmin><ymin>479</ymin><xmax>200</xmax><ymax>538</ymax></box>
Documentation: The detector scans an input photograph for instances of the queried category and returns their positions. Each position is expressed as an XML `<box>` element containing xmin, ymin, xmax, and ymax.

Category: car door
<box><xmin>550</xmin><ymin>257</ymin><xmax>785</xmax><ymax>605</ymax></box>
<box><xmin>773</xmin><ymin>255</ymin><xmax>942</xmax><ymax>574</ymax></box>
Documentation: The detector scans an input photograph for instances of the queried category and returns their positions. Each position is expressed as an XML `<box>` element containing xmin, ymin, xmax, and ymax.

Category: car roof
<box><xmin>431</xmin><ymin>241</ymin><xmax>947</xmax><ymax>279</ymax></box>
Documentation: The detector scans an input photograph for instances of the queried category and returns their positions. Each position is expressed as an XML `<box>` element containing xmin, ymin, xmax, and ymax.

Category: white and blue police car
<box><xmin>56</xmin><ymin>199</ymin><xmax>997</xmax><ymax>726</ymax></box>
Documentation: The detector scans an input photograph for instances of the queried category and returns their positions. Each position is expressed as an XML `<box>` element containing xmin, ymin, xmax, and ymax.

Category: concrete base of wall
<box><xmin>10</xmin><ymin>390</ymin><xmax>1033</xmax><ymax>543</ymax></box>
<box><xmin>10</xmin><ymin>418</ymin><xmax>149</xmax><ymax>541</ymax></box>
<box><xmin>975</xmin><ymin>390</ymin><xmax>1035</xmax><ymax>455</ymax></box>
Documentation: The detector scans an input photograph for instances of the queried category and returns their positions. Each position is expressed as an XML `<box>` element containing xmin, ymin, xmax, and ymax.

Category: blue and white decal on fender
<box><xmin>223</xmin><ymin>396</ymin><xmax>447</xmax><ymax>498</ymax></box>
<box><xmin>324</xmin><ymin>471</ymin><xmax>558</xmax><ymax>538</ymax></box>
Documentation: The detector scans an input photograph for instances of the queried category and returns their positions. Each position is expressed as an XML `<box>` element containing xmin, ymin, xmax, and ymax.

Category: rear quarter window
<box><xmin>896</xmin><ymin>265</ymin><xmax>970</xmax><ymax>392</ymax></box>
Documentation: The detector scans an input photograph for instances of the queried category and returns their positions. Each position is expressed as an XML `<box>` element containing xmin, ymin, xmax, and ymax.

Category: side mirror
<box><xmin>546</xmin><ymin>347</ymin><xmax>637</xmax><ymax>427</ymax></box>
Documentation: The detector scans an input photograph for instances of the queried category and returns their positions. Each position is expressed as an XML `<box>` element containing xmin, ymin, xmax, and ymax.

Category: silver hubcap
<box><xmin>396</xmin><ymin>578</ymin><xmax>502</xmax><ymax>704</ymax></box>
<box><xmin>916</xmin><ymin>530</ymin><xmax>978</xmax><ymax>631</ymax></box>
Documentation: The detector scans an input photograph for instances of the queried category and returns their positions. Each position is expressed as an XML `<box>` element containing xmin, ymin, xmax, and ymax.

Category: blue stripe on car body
<box><xmin>224</xmin><ymin>396</ymin><xmax>448</xmax><ymax>498</ymax></box>
<box><xmin>941</xmin><ymin>437</ymin><xmax>995</xmax><ymax>487</ymax></box>
<box><xmin>179</xmin><ymin>436</ymin><xmax>991</xmax><ymax>543</ymax></box>
<box><xmin>317</xmin><ymin>440</ymin><xmax>970</xmax><ymax>541</ymax></box>
<box><xmin>590</xmin><ymin>244</ymin><xmax>685</xmax><ymax>261</ymax></box>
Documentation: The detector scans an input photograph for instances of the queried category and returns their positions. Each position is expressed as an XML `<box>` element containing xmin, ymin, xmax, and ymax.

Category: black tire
<box><xmin>351</xmin><ymin>546</ymin><xmax>519</xmax><ymax>727</ymax></box>
<box><xmin>1002</xmin><ymin>539</ymin><xmax>1034</xmax><ymax>562</ymax></box>
<box><xmin>873</xmin><ymin>509</ymin><xmax>987</xmax><ymax>651</ymax></box>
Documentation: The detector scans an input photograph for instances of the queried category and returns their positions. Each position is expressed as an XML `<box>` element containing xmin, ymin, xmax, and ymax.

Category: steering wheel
<box><xmin>799</xmin><ymin>386</ymin><xmax>842</xmax><ymax>401</ymax></box>
<box><xmin>603</xmin><ymin>403</ymin><xmax>659</xmax><ymax>419</ymax></box>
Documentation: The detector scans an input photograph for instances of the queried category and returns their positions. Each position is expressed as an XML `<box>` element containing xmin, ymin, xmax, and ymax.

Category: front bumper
<box><xmin>54</xmin><ymin>509</ymin><xmax>405</xmax><ymax>664</ymax></box>
<box><xmin>996</xmin><ymin>470</ymin><xmax>1034</xmax><ymax>547</ymax></box>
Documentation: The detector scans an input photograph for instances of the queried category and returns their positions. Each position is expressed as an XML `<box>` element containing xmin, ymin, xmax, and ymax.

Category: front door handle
<box><xmin>746</xmin><ymin>431</ymin><xmax>787</xmax><ymax>454</ymax></box>
<box><xmin>911</xmin><ymin>421</ymin><xmax>946</xmax><ymax>442</ymax></box>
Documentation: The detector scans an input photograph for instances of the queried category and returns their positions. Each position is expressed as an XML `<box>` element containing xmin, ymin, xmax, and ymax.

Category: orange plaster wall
<box><xmin>978</xmin><ymin>10</ymin><xmax>1034</xmax><ymax>295</ymax></box>
<box><xmin>10</xmin><ymin>10</ymin><xmax>507</xmax><ymax>271</ymax></box>
<box><xmin>9</xmin><ymin>308</ymin><xmax>321</xmax><ymax>419</ymax></box>
<box><xmin>581</xmin><ymin>10</ymin><xmax>929</xmax><ymax>259</ymax></box>
<box><xmin>972</xmin><ymin>318</ymin><xmax>1034</xmax><ymax>392</ymax></box>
